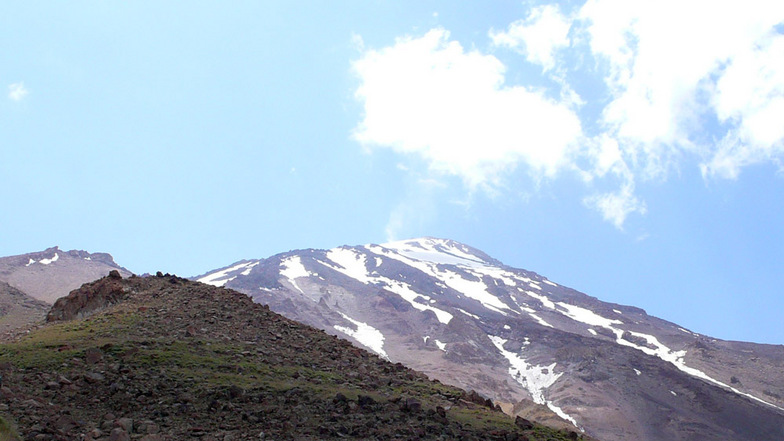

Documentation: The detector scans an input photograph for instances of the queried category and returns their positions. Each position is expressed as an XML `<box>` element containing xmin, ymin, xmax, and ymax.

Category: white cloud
<box><xmin>351</xmin><ymin>28</ymin><xmax>583</xmax><ymax>191</ymax></box>
<box><xmin>584</xmin><ymin>182</ymin><xmax>647</xmax><ymax>229</ymax></box>
<box><xmin>704</xmin><ymin>31</ymin><xmax>784</xmax><ymax>178</ymax></box>
<box><xmin>580</xmin><ymin>134</ymin><xmax>646</xmax><ymax>224</ymax></box>
<box><xmin>580</xmin><ymin>0</ymin><xmax>784</xmax><ymax>180</ymax></box>
<box><xmin>490</xmin><ymin>4</ymin><xmax>572</xmax><ymax>72</ymax></box>
<box><xmin>8</xmin><ymin>82</ymin><xmax>29</xmax><ymax>101</ymax></box>
<box><xmin>352</xmin><ymin>2</ymin><xmax>784</xmax><ymax>230</ymax></box>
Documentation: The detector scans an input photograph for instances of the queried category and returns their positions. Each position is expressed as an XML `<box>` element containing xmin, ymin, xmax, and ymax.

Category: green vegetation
<box><xmin>0</xmin><ymin>415</ymin><xmax>20</xmax><ymax>441</ymax></box>
<box><xmin>0</xmin><ymin>308</ymin><xmax>141</xmax><ymax>369</ymax></box>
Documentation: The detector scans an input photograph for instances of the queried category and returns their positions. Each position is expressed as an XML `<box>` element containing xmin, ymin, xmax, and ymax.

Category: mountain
<box><xmin>0</xmin><ymin>280</ymin><xmax>49</xmax><ymax>339</ymax></box>
<box><xmin>0</xmin><ymin>272</ymin><xmax>590</xmax><ymax>441</ymax></box>
<box><xmin>0</xmin><ymin>246</ymin><xmax>133</xmax><ymax>304</ymax></box>
<box><xmin>196</xmin><ymin>237</ymin><xmax>784</xmax><ymax>441</ymax></box>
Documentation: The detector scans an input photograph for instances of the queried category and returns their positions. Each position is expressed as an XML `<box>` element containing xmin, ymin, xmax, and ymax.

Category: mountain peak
<box><xmin>196</xmin><ymin>238</ymin><xmax>784</xmax><ymax>441</ymax></box>
<box><xmin>377</xmin><ymin>237</ymin><xmax>501</xmax><ymax>267</ymax></box>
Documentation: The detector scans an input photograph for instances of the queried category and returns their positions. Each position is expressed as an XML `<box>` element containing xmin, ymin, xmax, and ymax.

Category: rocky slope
<box><xmin>0</xmin><ymin>281</ymin><xmax>49</xmax><ymax>338</ymax></box>
<box><xmin>0</xmin><ymin>247</ymin><xmax>132</xmax><ymax>304</ymax></box>
<box><xmin>0</xmin><ymin>272</ymin><xmax>591</xmax><ymax>441</ymax></box>
<box><xmin>196</xmin><ymin>237</ymin><xmax>784</xmax><ymax>441</ymax></box>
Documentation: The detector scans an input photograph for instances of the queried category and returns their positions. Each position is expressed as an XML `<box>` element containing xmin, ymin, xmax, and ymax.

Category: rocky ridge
<box><xmin>0</xmin><ymin>273</ymin><xmax>592</xmax><ymax>441</ymax></box>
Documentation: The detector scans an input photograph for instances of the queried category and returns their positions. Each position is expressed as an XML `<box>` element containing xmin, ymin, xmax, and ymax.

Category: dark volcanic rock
<box><xmin>47</xmin><ymin>276</ymin><xmax>130</xmax><ymax>322</ymax></box>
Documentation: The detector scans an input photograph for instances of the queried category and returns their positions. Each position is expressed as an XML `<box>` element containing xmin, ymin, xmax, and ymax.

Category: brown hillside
<box><xmin>0</xmin><ymin>273</ymin><xmax>592</xmax><ymax>441</ymax></box>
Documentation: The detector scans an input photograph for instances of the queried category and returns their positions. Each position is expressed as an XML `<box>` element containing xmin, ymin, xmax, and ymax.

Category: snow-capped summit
<box><xmin>377</xmin><ymin>237</ymin><xmax>498</xmax><ymax>267</ymax></box>
<box><xmin>195</xmin><ymin>239</ymin><xmax>784</xmax><ymax>441</ymax></box>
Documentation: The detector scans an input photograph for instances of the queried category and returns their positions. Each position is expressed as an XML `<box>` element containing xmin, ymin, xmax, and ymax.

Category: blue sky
<box><xmin>2</xmin><ymin>1</ymin><xmax>783</xmax><ymax>344</ymax></box>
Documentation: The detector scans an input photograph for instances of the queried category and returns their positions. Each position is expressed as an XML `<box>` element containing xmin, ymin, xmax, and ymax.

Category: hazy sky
<box><xmin>2</xmin><ymin>1</ymin><xmax>783</xmax><ymax>344</ymax></box>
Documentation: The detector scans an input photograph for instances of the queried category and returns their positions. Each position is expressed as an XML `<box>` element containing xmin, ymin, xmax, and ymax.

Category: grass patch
<box><xmin>0</xmin><ymin>415</ymin><xmax>20</xmax><ymax>441</ymax></box>
<box><xmin>448</xmin><ymin>407</ymin><xmax>580</xmax><ymax>441</ymax></box>
<box><xmin>0</xmin><ymin>311</ymin><xmax>140</xmax><ymax>370</ymax></box>
<box><xmin>449</xmin><ymin>406</ymin><xmax>518</xmax><ymax>431</ymax></box>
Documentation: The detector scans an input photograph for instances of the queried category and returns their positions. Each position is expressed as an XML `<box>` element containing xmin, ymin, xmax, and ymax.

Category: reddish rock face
<box><xmin>46</xmin><ymin>273</ymin><xmax>130</xmax><ymax>322</ymax></box>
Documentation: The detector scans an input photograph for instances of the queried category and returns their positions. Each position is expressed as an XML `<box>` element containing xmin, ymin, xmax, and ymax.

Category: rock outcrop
<box><xmin>47</xmin><ymin>270</ymin><xmax>129</xmax><ymax>322</ymax></box>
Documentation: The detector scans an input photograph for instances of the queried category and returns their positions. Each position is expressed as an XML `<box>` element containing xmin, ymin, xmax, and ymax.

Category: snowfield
<box><xmin>490</xmin><ymin>336</ymin><xmax>579</xmax><ymax>427</ymax></box>
<box><xmin>197</xmin><ymin>261</ymin><xmax>257</xmax><ymax>287</ymax></box>
<box><xmin>334</xmin><ymin>312</ymin><xmax>388</xmax><ymax>359</ymax></box>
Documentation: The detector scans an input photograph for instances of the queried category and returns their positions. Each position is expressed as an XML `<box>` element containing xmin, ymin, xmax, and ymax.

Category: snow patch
<box><xmin>326</xmin><ymin>248</ymin><xmax>373</xmax><ymax>284</ymax></box>
<box><xmin>381</xmin><ymin>238</ymin><xmax>487</xmax><ymax>267</ymax></box>
<box><xmin>611</xmin><ymin>329</ymin><xmax>784</xmax><ymax>411</ymax></box>
<box><xmin>529</xmin><ymin>313</ymin><xmax>553</xmax><ymax>328</ymax></box>
<box><xmin>321</xmin><ymin>247</ymin><xmax>453</xmax><ymax>324</ymax></box>
<box><xmin>25</xmin><ymin>258</ymin><xmax>35</xmax><ymax>267</ymax></box>
<box><xmin>587</xmin><ymin>329</ymin><xmax>598</xmax><ymax>336</ymax></box>
<box><xmin>489</xmin><ymin>336</ymin><xmax>578</xmax><ymax>427</ymax></box>
<box><xmin>613</xmin><ymin>309</ymin><xmax>622</xmax><ymax>315</ymax></box>
<box><xmin>555</xmin><ymin>302</ymin><xmax>623</xmax><ymax>328</ymax></box>
<box><xmin>377</xmin><ymin>277</ymin><xmax>453</xmax><ymax>324</ymax></box>
<box><xmin>525</xmin><ymin>296</ymin><xmax>777</xmax><ymax>409</ymax></box>
<box><xmin>280</xmin><ymin>256</ymin><xmax>313</xmax><ymax>294</ymax></box>
<box><xmin>504</xmin><ymin>324</ymin><xmax>511</xmax><ymax>330</ymax></box>
<box><xmin>511</xmin><ymin>296</ymin><xmax>553</xmax><ymax>328</ymax></box>
<box><xmin>525</xmin><ymin>292</ymin><xmax>624</xmax><ymax>331</ymax></box>
<box><xmin>517</xmin><ymin>291</ymin><xmax>782</xmax><ymax>410</ymax></box>
<box><xmin>469</xmin><ymin>267</ymin><xmax>517</xmax><ymax>286</ymax></box>
<box><xmin>435</xmin><ymin>340</ymin><xmax>447</xmax><ymax>351</ymax></box>
<box><xmin>39</xmin><ymin>253</ymin><xmax>59</xmax><ymax>265</ymax></box>
<box><xmin>543</xmin><ymin>280</ymin><xmax>558</xmax><ymax>287</ymax></box>
<box><xmin>633</xmin><ymin>368</ymin><xmax>641</xmax><ymax>376</ymax></box>
<box><xmin>440</xmin><ymin>269</ymin><xmax>511</xmax><ymax>313</ymax></box>
<box><xmin>366</xmin><ymin>243</ymin><xmax>514</xmax><ymax>315</ymax></box>
<box><xmin>333</xmin><ymin>312</ymin><xmax>388</xmax><ymax>359</ymax></box>
<box><xmin>457</xmin><ymin>309</ymin><xmax>480</xmax><ymax>319</ymax></box>
<box><xmin>670</xmin><ymin>390</ymin><xmax>677</xmax><ymax>396</ymax></box>
<box><xmin>365</xmin><ymin>244</ymin><xmax>440</xmax><ymax>279</ymax></box>
<box><xmin>546</xmin><ymin>403</ymin><xmax>580</xmax><ymax>428</ymax></box>
<box><xmin>197</xmin><ymin>261</ymin><xmax>255</xmax><ymax>287</ymax></box>
<box><xmin>240</xmin><ymin>262</ymin><xmax>260</xmax><ymax>276</ymax></box>
<box><xmin>525</xmin><ymin>291</ymin><xmax>555</xmax><ymax>309</ymax></box>
<box><xmin>489</xmin><ymin>336</ymin><xmax>562</xmax><ymax>403</ymax></box>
